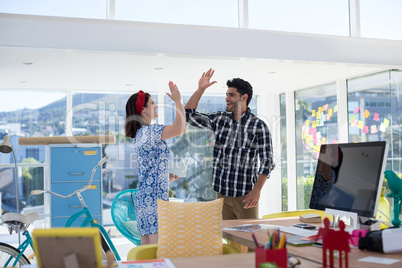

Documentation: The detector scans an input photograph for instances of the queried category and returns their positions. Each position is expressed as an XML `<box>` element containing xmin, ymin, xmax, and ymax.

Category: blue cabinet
<box><xmin>50</xmin><ymin>145</ymin><xmax>102</xmax><ymax>227</ymax></box>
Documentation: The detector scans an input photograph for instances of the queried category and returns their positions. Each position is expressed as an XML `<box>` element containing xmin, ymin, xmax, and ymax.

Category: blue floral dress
<box><xmin>133</xmin><ymin>124</ymin><xmax>170</xmax><ymax>236</ymax></box>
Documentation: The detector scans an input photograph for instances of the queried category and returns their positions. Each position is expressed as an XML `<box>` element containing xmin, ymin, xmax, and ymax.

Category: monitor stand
<box><xmin>324</xmin><ymin>208</ymin><xmax>358</xmax><ymax>230</ymax></box>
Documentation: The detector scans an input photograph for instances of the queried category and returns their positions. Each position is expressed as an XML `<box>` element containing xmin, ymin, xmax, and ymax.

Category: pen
<box><xmin>278</xmin><ymin>234</ymin><xmax>287</xmax><ymax>249</ymax></box>
<box><xmin>252</xmin><ymin>233</ymin><xmax>260</xmax><ymax>248</ymax></box>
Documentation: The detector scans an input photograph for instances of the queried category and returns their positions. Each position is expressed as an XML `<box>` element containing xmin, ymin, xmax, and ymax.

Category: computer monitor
<box><xmin>309</xmin><ymin>141</ymin><xmax>388</xmax><ymax>218</ymax></box>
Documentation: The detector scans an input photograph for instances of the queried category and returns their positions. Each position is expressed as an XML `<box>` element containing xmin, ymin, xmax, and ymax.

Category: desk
<box><xmin>222</xmin><ymin>218</ymin><xmax>402</xmax><ymax>268</ymax></box>
<box><xmin>170</xmin><ymin>252</ymin><xmax>318</xmax><ymax>268</ymax></box>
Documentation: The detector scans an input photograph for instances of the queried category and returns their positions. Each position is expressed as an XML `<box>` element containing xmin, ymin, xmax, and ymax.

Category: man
<box><xmin>185</xmin><ymin>68</ymin><xmax>275</xmax><ymax>220</ymax></box>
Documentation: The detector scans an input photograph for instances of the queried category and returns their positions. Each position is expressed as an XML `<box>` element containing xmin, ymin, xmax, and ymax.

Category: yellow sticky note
<box><xmin>321</xmin><ymin>138</ymin><xmax>327</xmax><ymax>144</ymax></box>
<box><xmin>363</xmin><ymin>109</ymin><xmax>370</xmax><ymax>118</ymax></box>
<box><xmin>313</xmin><ymin>145</ymin><xmax>320</xmax><ymax>152</ymax></box>
<box><xmin>334</xmin><ymin>105</ymin><xmax>338</xmax><ymax>113</ymax></box>
<box><xmin>312</xmin><ymin>121</ymin><xmax>316</xmax><ymax>128</ymax></box>
<box><xmin>312</xmin><ymin>110</ymin><xmax>316</xmax><ymax>117</ymax></box>
<box><xmin>328</xmin><ymin>109</ymin><xmax>333</xmax><ymax>116</ymax></box>
<box><xmin>384</xmin><ymin>118</ymin><xmax>390</xmax><ymax>128</ymax></box>
<box><xmin>316</xmin><ymin>112</ymin><xmax>321</xmax><ymax>119</ymax></box>
<box><xmin>306</xmin><ymin>135</ymin><xmax>311</xmax><ymax>143</ymax></box>
<box><xmin>302</xmin><ymin>131</ymin><xmax>305</xmax><ymax>139</ymax></box>
<box><xmin>351</xmin><ymin>115</ymin><xmax>356</xmax><ymax>121</ymax></box>
<box><xmin>318</xmin><ymin>107</ymin><xmax>322</xmax><ymax>114</ymax></box>
<box><xmin>358</xmin><ymin>120</ymin><xmax>363</xmax><ymax>129</ymax></box>
<box><xmin>306</xmin><ymin>120</ymin><xmax>310</xmax><ymax>126</ymax></box>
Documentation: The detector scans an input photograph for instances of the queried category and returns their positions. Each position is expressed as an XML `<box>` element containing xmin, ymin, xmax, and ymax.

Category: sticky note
<box><xmin>363</xmin><ymin>126</ymin><xmax>369</xmax><ymax>133</ymax></box>
<box><xmin>316</xmin><ymin>112</ymin><xmax>321</xmax><ymax>119</ymax></box>
<box><xmin>371</xmin><ymin>125</ymin><xmax>378</xmax><ymax>134</ymax></box>
<box><xmin>321</xmin><ymin>137</ymin><xmax>327</xmax><ymax>144</ymax></box>
<box><xmin>323</xmin><ymin>104</ymin><xmax>328</xmax><ymax>111</ymax></box>
<box><xmin>306</xmin><ymin>120</ymin><xmax>310</xmax><ymax>126</ymax></box>
<box><xmin>306</xmin><ymin>135</ymin><xmax>311</xmax><ymax>143</ymax></box>
<box><xmin>312</xmin><ymin>121</ymin><xmax>316</xmax><ymax>128</ymax></box>
<box><xmin>328</xmin><ymin>109</ymin><xmax>333</xmax><ymax>116</ymax></box>
<box><xmin>318</xmin><ymin>107</ymin><xmax>322</xmax><ymax>114</ymax></box>
<box><xmin>326</xmin><ymin>114</ymin><xmax>331</xmax><ymax>121</ymax></box>
<box><xmin>312</xmin><ymin>110</ymin><xmax>316</xmax><ymax>117</ymax></box>
<box><xmin>310</xmin><ymin>141</ymin><xmax>314</xmax><ymax>148</ymax></box>
<box><xmin>380</xmin><ymin>123</ymin><xmax>386</xmax><ymax>132</ymax></box>
<box><xmin>363</xmin><ymin>109</ymin><xmax>370</xmax><ymax>118</ymax></box>
<box><xmin>302</xmin><ymin>131</ymin><xmax>305</xmax><ymax>139</ymax></box>
<box><xmin>384</xmin><ymin>118</ymin><xmax>390</xmax><ymax>128</ymax></box>
<box><xmin>316</xmin><ymin>120</ymin><xmax>320</xmax><ymax>126</ymax></box>
<box><xmin>305</xmin><ymin>143</ymin><xmax>310</xmax><ymax>150</ymax></box>
<box><xmin>332</xmin><ymin>139</ymin><xmax>337</xmax><ymax>144</ymax></box>
<box><xmin>353</xmin><ymin>106</ymin><xmax>360</xmax><ymax>113</ymax></box>
<box><xmin>313</xmin><ymin>145</ymin><xmax>320</xmax><ymax>152</ymax></box>
<box><xmin>358</xmin><ymin>120</ymin><xmax>363</xmax><ymax>129</ymax></box>
<box><xmin>334</xmin><ymin>105</ymin><xmax>338</xmax><ymax>113</ymax></box>
<box><xmin>373</xmin><ymin>113</ymin><xmax>380</xmax><ymax>121</ymax></box>
<box><xmin>351</xmin><ymin>115</ymin><xmax>356</xmax><ymax>121</ymax></box>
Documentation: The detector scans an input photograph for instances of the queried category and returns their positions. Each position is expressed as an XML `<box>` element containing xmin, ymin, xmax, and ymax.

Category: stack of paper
<box><xmin>299</xmin><ymin>213</ymin><xmax>322</xmax><ymax>223</ymax></box>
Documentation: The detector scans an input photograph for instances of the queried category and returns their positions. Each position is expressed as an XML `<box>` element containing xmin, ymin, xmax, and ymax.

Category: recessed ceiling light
<box><xmin>23</xmin><ymin>62</ymin><xmax>33</xmax><ymax>65</ymax></box>
<box><xmin>19</xmin><ymin>81</ymin><xmax>26</xmax><ymax>83</ymax></box>
<box><xmin>126</xmin><ymin>84</ymin><xmax>133</xmax><ymax>86</ymax></box>
<box><xmin>267</xmin><ymin>72</ymin><xmax>276</xmax><ymax>74</ymax></box>
<box><xmin>154</xmin><ymin>67</ymin><xmax>163</xmax><ymax>70</ymax></box>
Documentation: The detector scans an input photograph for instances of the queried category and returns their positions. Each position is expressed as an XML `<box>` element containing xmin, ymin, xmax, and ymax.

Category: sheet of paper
<box><xmin>358</xmin><ymin>256</ymin><xmax>401</xmax><ymax>265</ymax></box>
<box><xmin>222</xmin><ymin>224</ymin><xmax>283</xmax><ymax>232</ymax></box>
<box><xmin>119</xmin><ymin>259</ymin><xmax>176</xmax><ymax>268</ymax></box>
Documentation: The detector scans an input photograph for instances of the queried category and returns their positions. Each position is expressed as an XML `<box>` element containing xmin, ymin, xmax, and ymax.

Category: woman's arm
<box><xmin>162</xmin><ymin>81</ymin><xmax>186</xmax><ymax>140</ymax></box>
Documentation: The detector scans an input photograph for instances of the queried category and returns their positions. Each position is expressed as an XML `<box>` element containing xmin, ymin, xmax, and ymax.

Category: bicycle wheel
<box><xmin>0</xmin><ymin>242</ymin><xmax>30</xmax><ymax>267</ymax></box>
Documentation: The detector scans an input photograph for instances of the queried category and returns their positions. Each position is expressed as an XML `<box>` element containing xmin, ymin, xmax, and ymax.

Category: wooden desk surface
<box><xmin>170</xmin><ymin>252</ymin><xmax>318</xmax><ymax>268</ymax></box>
<box><xmin>222</xmin><ymin>218</ymin><xmax>402</xmax><ymax>268</ymax></box>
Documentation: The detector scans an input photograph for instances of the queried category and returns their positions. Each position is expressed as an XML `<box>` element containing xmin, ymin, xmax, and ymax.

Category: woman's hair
<box><xmin>125</xmin><ymin>92</ymin><xmax>151</xmax><ymax>138</ymax></box>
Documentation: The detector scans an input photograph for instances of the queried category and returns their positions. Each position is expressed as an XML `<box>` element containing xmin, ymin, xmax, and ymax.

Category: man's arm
<box><xmin>243</xmin><ymin>120</ymin><xmax>275</xmax><ymax>209</ymax></box>
<box><xmin>185</xmin><ymin>68</ymin><xmax>217</xmax><ymax>109</ymax></box>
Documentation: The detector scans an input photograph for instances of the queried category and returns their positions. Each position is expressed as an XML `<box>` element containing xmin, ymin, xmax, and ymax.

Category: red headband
<box><xmin>136</xmin><ymin>90</ymin><xmax>146</xmax><ymax>115</ymax></box>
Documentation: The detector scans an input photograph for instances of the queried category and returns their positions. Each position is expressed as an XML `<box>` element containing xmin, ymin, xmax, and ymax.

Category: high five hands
<box><xmin>198</xmin><ymin>68</ymin><xmax>217</xmax><ymax>91</ymax></box>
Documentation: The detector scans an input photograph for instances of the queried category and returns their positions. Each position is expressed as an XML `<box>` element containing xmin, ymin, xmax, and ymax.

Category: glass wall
<box><xmin>347</xmin><ymin>70</ymin><xmax>402</xmax><ymax>208</ymax></box>
<box><xmin>360</xmin><ymin>0</ymin><xmax>402</xmax><ymax>41</ymax></box>
<box><xmin>0</xmin><ymin>90</ymin><xmax>65</xmax><ymax>213</ymax></box>
<box><xmin>164</xmin><ymin>94</ymin><xmax>257</xmax><ymax>202</ymax></box>
<box><xmin>248</xmin><ymin>0</ymin><xmax>349</xmax><ymax>36</ymax></box>
<box><xmin>279</xmin><ymin>93</ymin><xmax>288</xmax><ymax>211</ymax></box>
<box><xmin>0</xmin><ymin>0</ymin><xmax>107</xmax><ymax>19</ymax></box>
<box><xmin>294</xmin><ymin>83</ymin><xmax>338</xmax><ymax>209</ymax></box>
<box><xmin>115</xmin><ymin>0</ymin><xmax>238</xmax><ymax>27</ymax></box>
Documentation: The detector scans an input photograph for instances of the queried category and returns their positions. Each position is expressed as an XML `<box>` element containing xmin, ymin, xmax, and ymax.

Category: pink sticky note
<box><xmin>353</xmin><ymin>106</ymin><xmax>360</xmax><ymax>113</ymax></box>
<box><xmin>363</xmin><ymin>126</ymin><xmax>369</xmax><ymax>133</ymax></box>
<box><xmin>332</xmin><ymin>139</ymin><xmax>337</xmax><ymax>144</ymax></box>
<box><xmin>373</xmin><ymin>113</ymin><xmax>380</xmax><ymax>121</ymax></box>
<box><xmin>371</xmin><ymin>125</ymin><xmax>378</xmax><ymax>134</ymax></box>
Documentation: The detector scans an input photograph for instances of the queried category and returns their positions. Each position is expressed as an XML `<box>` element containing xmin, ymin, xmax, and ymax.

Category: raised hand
<box><xmin>166</xmin><ymin>81</ymin><xmax>182</xmax><ymax>103</ymax></box>
<box><xmin>198</xmin><ymin>68</ymin><xmax>217</xmax><ymax>91</ymax></box>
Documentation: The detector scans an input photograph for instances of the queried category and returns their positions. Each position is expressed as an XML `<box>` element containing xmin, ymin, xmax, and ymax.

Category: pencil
<box><xmin>252</xmin><ymin>233</ymin><xmax>260</xmax><ymax>248</ymax></box>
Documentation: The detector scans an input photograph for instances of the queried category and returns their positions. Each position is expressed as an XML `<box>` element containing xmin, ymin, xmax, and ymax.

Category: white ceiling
<box><xmin>0</xmin><ymin>14</ymin><xmax>400</xmax><ymax>95</ymax></box>
<box><xmin>0</xmin><ymin>47</ymin><xmax>389</xmax><ymax>95</ymax></box>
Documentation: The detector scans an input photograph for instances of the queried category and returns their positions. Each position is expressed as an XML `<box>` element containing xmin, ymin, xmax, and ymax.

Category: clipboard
<box><xmin>32</xmin><ymin>228</ymin><xmax>103</xmax><ymax>268</ymax></box>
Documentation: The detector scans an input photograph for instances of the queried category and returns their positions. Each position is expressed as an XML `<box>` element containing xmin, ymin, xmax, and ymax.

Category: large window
<box><xmin>279</xmin><ymin>93</ymin><xmax>288</xmax><ymax>211</ymax></box>
<box><xmin>248</xmin><ymin>0</ymin><xmax>349</xmax><ymax>36</ymax></box>
<box><xmin>115</xmin><ymin>0</ymin><xmax>238</xmax><ymax>27</ymax></box>
<box><xmin>294</xmin><ymin>83</ymin><xmax>338</xmax><ymax>209</ymax></box>
<box><xmin>0</xmin><ymin>0</ymin><xmax>107</xmax><ymax>19</ymax></box>
<box><xmin>164</xmin><ymin>94</ymin><xmax>257</xmax><ymax>202</ymax></box>
<box><xmin>360</xmin><ymin>0</ymin><xmax>402</xmax><ymax>41</ymax></box>
<box><xmin>347</xmin><ymin>70</ymin><xmax>402</xmax><ymax>206</ymax></box>
<box><xmin>0</xmin><ymin>90</ymin><xmax>65</xmax><ymax>213</ymax></box>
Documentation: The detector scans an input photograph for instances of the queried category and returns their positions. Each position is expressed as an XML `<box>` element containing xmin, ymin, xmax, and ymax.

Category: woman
<box><xmin>125</xmin><ymin>81</ymin><xmax>186</xmax><ymax>245</ymax></box>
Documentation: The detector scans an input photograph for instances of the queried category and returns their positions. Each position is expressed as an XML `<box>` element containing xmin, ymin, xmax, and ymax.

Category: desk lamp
<box><xmin>0</xmin><ymin>135</ymin><xmax>19</xmax><ymax>214</ymax></box>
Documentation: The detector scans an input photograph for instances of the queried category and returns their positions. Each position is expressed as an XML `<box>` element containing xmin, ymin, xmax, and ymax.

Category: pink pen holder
<box><xmin>255</xmin><ymin>248</ymin><xmax>287</xmax><ymax>268</ymax></box>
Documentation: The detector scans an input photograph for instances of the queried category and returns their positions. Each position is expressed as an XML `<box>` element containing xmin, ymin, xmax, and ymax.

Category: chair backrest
<box><xmin>263</xmin><ymin>209</ymin><xmax>325</xmax><ymax>219</ymax></box>
<box><xmin>111</xmin><ymin>189</ymin><xmax>141</xmax><ymax>246</ymax></box>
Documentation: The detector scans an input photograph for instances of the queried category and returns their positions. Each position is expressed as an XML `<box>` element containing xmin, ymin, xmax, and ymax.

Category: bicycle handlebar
<box><xmin>31</xmin><ymin>156</ymin><xmax>109</xmax><ymax>198</ymax></box>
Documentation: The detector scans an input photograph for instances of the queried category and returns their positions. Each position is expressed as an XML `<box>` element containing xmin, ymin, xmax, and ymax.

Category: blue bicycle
<box><xmin>31</xmin><ymin>156</ymin><xmax>121</xmax><ymax>261</ymax></box>
<box><xmin>0</xmin><ymin>212</ymin><xmax>38</xmax><ymax>267</ymax></box>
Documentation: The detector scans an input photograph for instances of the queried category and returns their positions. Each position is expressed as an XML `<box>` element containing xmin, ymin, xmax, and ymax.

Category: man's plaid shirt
<box><xmin>186</xmin><ymin>108</ymin><xmax>275</xmax><ymax>197</ymax></box>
